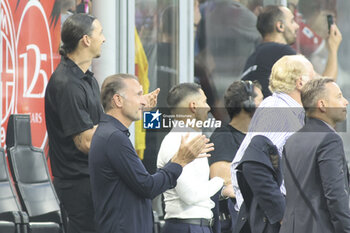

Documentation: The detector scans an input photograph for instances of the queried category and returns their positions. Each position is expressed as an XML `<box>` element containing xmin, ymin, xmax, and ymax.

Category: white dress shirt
<box><xmin>157</xmin><ymin>126</ymin><xmax>224</xmax><ymax>219</ymax></box>
<box><xmin>231</xmin><ymin>92</ymin><xmax>305</xmax><ymax>210</ymax></box>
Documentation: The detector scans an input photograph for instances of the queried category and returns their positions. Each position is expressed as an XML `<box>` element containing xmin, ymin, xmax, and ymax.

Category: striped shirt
<box><xmin>231</xmin><ymin>92</ymin><xmax>305</xmax><ymax>210</ymax></box>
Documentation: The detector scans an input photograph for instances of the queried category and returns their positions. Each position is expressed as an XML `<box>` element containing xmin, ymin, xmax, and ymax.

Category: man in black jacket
<box><xmin>281</xmin><ymin>78</ymin><xmax>350</xmax><ymax>233</ymax></box>
<box><xmin>234</xmin><ymin>135</ymin><xmax>284</xmax><ymax>233</ymax></box>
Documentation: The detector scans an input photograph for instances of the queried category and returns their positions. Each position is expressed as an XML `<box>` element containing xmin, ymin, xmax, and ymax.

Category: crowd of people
<box><xmin>44</xmin><ymin>1</ymin><xmax>349</xmax><ymax>233</ymax></box>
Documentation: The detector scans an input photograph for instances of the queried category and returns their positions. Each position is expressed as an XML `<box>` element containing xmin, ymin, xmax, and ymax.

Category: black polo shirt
<box><xmin>241</xmin><ymin>42</ymin><xmax>296</xmax><ymax>97</ymax></box>
<box><xmin>45</xmin><ymin>56</ymin><xmax>103</xmax><ymax>179</ymax></box>
<box><xmin>209</xmin><ymin>124</ymin><xmax>246</xmax><ymax>165</ymax></box>
<box><xmin>89</xmin><ymin>113</ymin><xmax>182</xmax><ymax>233</ymax></box>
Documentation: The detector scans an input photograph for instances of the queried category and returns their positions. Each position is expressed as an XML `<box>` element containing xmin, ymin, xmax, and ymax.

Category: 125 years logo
<box><xmin>1</xmin><ymin>0</ymin><xmax>60</xmax><ymax>149</ymax></box>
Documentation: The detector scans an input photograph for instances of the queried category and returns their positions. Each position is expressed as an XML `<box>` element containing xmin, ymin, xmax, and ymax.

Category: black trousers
<box><xmin>162</xmin><ymin>220</ymin><xmax>213</xmax><ymax>233</ymax></box>
<box><xmin>54</xmin><ymin>177</ymin><xmax>95</xmax><ymax>233</ymax></box>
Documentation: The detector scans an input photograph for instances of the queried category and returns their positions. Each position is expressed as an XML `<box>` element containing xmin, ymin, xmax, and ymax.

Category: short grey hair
<box><xmin>101</xmin><ymin>74</ymin><xmax>138</xmax><ymax>112</ymax></box>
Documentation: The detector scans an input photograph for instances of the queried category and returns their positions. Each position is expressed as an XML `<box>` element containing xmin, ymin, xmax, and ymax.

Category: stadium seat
<box><xmin>6</xmin><ymin>114</ymin><xmax>65</xmax><ymax>233</ymax></box>
<box><xmin>0</xmin><ymin>147</ymin><xmax>23</xmax><ymax>233</ymax></box>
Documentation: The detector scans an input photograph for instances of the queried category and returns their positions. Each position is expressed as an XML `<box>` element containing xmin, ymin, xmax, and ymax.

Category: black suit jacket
<box><xmin>234</xmin><ymin>135</ymin><xmax>285</xmax><ymax>233</ymax></box>
<box><xmin>280</xmin><ymin>117</ymin><xmax>350</xmax><ymax>233</ymax></box>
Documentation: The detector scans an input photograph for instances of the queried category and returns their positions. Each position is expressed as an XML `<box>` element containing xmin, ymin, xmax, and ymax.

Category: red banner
<box><xmin>1</xmin><ymin>0</ymin><xmax>60</xmax><ymax>152</ymax></box>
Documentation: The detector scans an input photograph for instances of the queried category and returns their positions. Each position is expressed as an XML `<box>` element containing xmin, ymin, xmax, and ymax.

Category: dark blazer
<box><xmin>280</xmin><ymin>117</ymin><xmax>350</xmax><ymax>233</ymax></box>
<box><xmin>234</xmin><ymin>135</ymin><xmax>285</xmax><ymax>233</ymax></box>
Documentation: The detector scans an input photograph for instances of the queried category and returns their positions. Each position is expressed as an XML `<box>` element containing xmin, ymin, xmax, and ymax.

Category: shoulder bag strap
<box><xmin>284</xmin><ymin>153</ymin><xmax>318</xmax><ymax>220</ymax></box>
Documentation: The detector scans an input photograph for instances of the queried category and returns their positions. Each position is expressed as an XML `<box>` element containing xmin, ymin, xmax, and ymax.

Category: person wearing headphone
<box><xmin>241</xmin><ymin>5</ymin><xmax>340</xmax><ymax>98</ymax></box>
<box><xmin>209</xmin><ymin>80</ymin><xmax>263</xmax><ymax>233</ymax></box>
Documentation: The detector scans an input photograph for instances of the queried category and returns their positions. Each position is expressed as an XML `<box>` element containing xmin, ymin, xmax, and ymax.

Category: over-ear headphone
<box><xmin>241</xmin><ymin>81</ymin><xmax>256</xmax><ymax>112</ymax></box>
